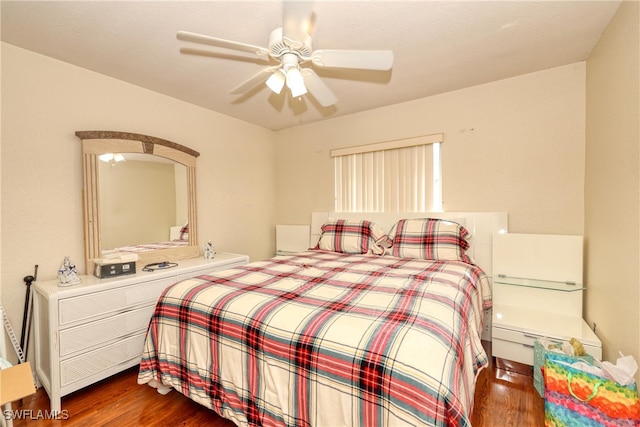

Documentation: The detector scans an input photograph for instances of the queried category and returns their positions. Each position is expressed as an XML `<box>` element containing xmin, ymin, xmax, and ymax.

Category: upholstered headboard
<box><xmin>310</xmin><ymin>212</ymin><xmax>508</xmax><ymax>277</ymax></box>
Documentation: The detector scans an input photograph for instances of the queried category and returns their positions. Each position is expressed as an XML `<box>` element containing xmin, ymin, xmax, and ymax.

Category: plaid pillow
<box><xmin>179</xmin><ymin>223</ymin><xmax>189</xmax><ymax>241</ymax></box>
<box><xmin>388</xmin><ymin>218</ymin><xmax>471</xmax><ymax>262</ymax></box>
<box><xmin>316</xmin><ymin>220</ymin><xmax>390</xmax><ymax>255</ymax></box>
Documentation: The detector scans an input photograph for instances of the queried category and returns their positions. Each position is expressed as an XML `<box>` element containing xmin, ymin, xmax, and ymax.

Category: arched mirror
<box><xmin>76</xmin><ymin>131</ymin><xmax>200</xmax><ymax>273</ymax></box>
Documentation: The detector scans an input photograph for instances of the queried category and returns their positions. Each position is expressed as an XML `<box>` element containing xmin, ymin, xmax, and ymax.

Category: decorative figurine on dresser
<box><xmin>56</xmin><ymin>256</ymin><xmax>81</xmax><ymax>286</ymax></box>
<box><xmin>204</xmin><ymin>240</ymin><xmax>216</xmax><ymax>259</ymax></box>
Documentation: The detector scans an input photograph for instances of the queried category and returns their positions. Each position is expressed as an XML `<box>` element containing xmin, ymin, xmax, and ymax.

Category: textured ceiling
<box><xmin>1</xmin><ymin>1</ymin><xmax>621</xmax><ymax>131</ymax></box>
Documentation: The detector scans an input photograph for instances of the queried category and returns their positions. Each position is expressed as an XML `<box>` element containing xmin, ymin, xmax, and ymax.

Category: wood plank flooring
<box><xmin>9</xmin><ymin>341</ymin><xmax>544</xmax><ymax>426</ymax></box>
<box><xmin>471</xmin><ymin>349</ymin><xmax>545</xmax><ymax>426</ymax></box>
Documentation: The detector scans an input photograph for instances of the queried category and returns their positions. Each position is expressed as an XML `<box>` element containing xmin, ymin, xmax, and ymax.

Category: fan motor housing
<box><xmin>268</xmin><ymin>27</ymin><xmax>312</xmax><ymax>59</ymax></box>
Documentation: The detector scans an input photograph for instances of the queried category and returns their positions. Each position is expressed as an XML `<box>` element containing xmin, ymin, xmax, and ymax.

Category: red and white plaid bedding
<box><xmin>138</xmin><ymin>250</ymin><xmax>491</xmax><ymax>427</ymax></box>
<box><xmin>102</xmin><ymin>239</ymin><xmax>188</xmax><ymax>255</ymax></box>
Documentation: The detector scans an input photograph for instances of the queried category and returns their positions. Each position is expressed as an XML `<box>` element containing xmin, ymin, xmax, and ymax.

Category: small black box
<box><xmin>94</xmin><ymin>261</ymin><xmax>136</xmax><ymax>278</ymax></box>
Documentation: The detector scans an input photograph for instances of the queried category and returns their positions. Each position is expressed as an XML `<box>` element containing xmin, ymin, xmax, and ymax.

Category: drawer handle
<box><xmin>522</xmin><ymin>343</ymin><xmax>534</xmax><ymax>348</ymax></box>
<box><xmin>523</xmin><ymin>334</ymin><xmax>541</xmax><ymax>340</ymax></box>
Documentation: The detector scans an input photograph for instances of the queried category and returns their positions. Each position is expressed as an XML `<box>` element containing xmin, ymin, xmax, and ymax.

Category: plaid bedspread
<box><xmin>103</xmin><ymin>239</ymin><xmax>188</xmax><ymax>255</ymax></box>
<box><xmin>138</xmin><ymin>250</ymin><xmax>491</xmax><ymax>427</ymax></box>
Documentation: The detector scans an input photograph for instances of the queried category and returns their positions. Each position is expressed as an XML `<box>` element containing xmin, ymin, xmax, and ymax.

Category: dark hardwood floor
<box><xmin>471</xmin><ymin>344</ymin><xmax>545</xmax><ymax>426</ymax></box>
<box><xmin>10</xmin><ymin>341</ymin><xmax>544</xmax><ymax>426</ymax></box>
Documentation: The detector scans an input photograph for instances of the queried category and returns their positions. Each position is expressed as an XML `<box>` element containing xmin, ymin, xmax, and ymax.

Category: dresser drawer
<box><xmin>60</xmin><ymin>333</ymin><xmax>146</xmax><ymax>387</ymax></box>
<box><xmin>59</xmin><ymin>276</ymin><xmax>175</xmax><ymax>325</ymax></box>
<box><xmin>59</xmin><ymin>305</ymin><xmax>155</xmax><ymax>357</ymax></box>
<box><xmin>492</xmin><ymin>327</ymin><xmax>563</xmax><ymax>347</ymax></box>
<box><xmin>492</xmin><ymin>327</ymin><xmax>560</xmax><ymax>365</ymax></box>
<box><xmin>492</xmin><ymin>326</ymin><xmax>602</xmax><ymax>365</ymax></box>
<box><xmin>492</xmin><ymin>337</ymin><xmax>534</xmax><ymax>365</ymax></box>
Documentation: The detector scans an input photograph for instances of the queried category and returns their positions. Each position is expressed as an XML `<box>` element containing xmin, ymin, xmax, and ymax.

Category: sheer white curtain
<box><xmin>332</xmin><ymin>134</ymin><xmax>443</xmax><ymax>213</ymax></box>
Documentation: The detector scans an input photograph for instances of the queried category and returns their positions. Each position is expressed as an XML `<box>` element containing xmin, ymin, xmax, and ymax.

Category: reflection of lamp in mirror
<box><xmin>98</xmin><ymin>153</ymin><xmax>126</xmax><ymax>163</ymax></box>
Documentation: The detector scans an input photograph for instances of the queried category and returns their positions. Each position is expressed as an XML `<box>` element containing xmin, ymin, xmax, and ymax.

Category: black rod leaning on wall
<box><xmin>19</xmin><ymin>264</ymin><xmax>38</xmax><ymax>362</ymax></box>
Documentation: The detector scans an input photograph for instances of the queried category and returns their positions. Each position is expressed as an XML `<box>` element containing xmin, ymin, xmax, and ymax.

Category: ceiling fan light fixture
<box><xmin>285</xmin><ymin>67</ymin><xmax>307</xmax><ymax>97</ymax></box>
<box><xmin>177</xmin><ymin>5</ymin><xmax>395</xmax><ymax>108</ymax></box>
<box><xmin>266</xmin><ymin>69</ymin><xmax>286</xmax><ymax>94</ymax></box>
<box><xmin>99</xmin><ymin>153</ymin><xmax>126</xmax><ymax>163</ymax></box>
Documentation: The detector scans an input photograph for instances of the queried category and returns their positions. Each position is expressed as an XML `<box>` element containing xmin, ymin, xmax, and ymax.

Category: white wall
<box><xmin>275</xmin><ymin>62</ymin><xmax>586</xmax><ymax>238</ymax></box>
<box><xmin>585</xmin><ymin>1</ymin><xmax>639</xmax><ymax>376</ymax></box>
<box><xmin>1</xmin><ymin>43</ymin><xmax>277</xmax><ymax>363</ymax></box>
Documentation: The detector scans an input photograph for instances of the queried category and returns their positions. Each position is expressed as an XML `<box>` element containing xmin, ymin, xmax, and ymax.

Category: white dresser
<box><xmin>491</xmin><ymin>234</ymin><xmax>601</xmax><ymax>365</ymax></box>
<box><xmin>33</xmin><ymin>253</ymin><xmax>249</xmax><ymax>413</ymax></box>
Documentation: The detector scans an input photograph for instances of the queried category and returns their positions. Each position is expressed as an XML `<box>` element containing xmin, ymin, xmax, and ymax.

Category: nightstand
<box><xmin>491</xmin><ymin>233</ymin><xmax>602</xmax><ymax>365</ymax></box>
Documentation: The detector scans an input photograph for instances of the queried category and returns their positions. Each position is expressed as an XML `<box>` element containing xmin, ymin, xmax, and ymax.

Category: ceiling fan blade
<box><xmin>230</xmin><ymin>66</ymin><xmax>280</xmax><ymax>95</ymax></box>
<box><xmin>282</xmin><ymin>0</ymin><xmax>315</xmax><ymax>44</ymax></box>
<box><xmin>311</xmin><ymin>49</ymin><xmax>394</xmax><ymax>71</ymax></box>
<box><xmin>301</xmin><ymin>68</ymin><xmax>337</xmax><ymax>107</ymax></box>
<box><xmin>179</xmin><ymin>47</ymin><xmax>270</xmax><ymax>65</ymax></box>
<box><xmin>177</xmin><ymin>31</ymin><xmax>270</xmax><ymax>58</ymax></box>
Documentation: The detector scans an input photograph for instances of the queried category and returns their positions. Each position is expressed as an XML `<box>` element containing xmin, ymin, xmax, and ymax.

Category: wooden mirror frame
<box><xmin>76</xmin><ymin>131</ymin><xmax>200</xmax><ymax>274</ymax></box>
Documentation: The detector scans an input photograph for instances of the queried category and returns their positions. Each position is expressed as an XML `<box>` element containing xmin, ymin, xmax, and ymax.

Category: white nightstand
<box><xmin>491</xmin><ymin>234</ymin><xmax>602</xmax><ymax>365</ymax></box>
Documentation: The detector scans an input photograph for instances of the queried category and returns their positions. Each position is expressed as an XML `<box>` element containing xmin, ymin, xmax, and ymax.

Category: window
<box><xmin>332</xmin><ymin>133</ymin><xmax>442</xmax><ymax>213</ymax></box>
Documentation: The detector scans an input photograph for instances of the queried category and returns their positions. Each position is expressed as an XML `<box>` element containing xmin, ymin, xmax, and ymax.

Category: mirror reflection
<box><xmin>76</xmin><ymin>130</ymin><xmax>200</xmax><ymax>274</ymax></box>
<box><xmin>98</xmin><ymin>153</ymin><xmax>188</xmax><ymax>253</ymax></box>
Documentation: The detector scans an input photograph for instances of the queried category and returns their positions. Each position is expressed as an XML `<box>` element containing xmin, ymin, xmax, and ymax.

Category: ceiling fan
<box><xmin>177</xmin><ymin>2</ymin><xmax>393</xmax><ymax>107</ymax></box>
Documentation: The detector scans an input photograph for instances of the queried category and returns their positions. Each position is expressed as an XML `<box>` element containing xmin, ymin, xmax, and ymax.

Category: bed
<box><xmin>138</xmin><ymin>213</ymin><xmax>507</xmax><ymax>426</ymax></box>
<box><xmin>101</xmin><ymin>224</ymin><xmax>190</xmax><ymax>255</ymax></box>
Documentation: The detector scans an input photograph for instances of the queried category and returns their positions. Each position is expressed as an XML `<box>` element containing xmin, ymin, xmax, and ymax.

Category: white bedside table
<box><xmin>492</xmin><ymin>276</ymin><xmax>601</xmax><ymax>365</ymax></box>
<box><xmin>491</xmin><ymin>234</ymin><xmax>602</xmax><ymax>365</ymax></box>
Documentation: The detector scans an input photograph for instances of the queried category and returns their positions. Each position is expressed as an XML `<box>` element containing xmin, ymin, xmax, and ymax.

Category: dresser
<box><xmin>33</xmin><ymin>253</ymin><xmax>249</xmax><ymax>413</ymax></box>
<box><xmin>491</xmin><ymin>234</ymin><xmax>601</xmax><ymax>365</ymax></box>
